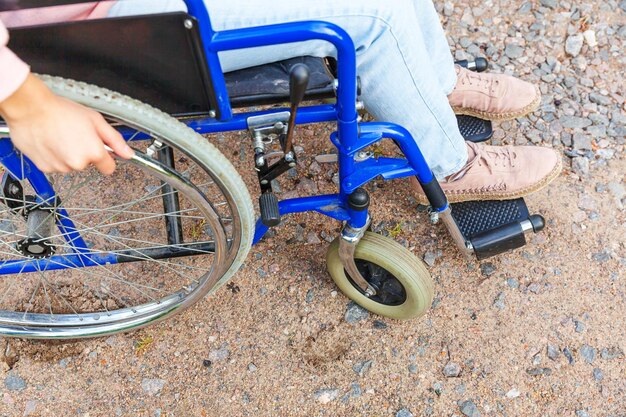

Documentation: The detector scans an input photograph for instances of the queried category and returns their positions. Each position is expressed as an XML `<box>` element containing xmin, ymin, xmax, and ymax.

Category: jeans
<box><xmin>109</xmin><ymin>0</ymin><xmax>467</xmax><ymax>178</ymax></box>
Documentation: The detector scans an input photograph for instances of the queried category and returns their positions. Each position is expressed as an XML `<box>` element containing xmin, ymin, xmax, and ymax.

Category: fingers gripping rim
<box><xmin>326</xmin><ymin>232</ymin><xmax>434</xmax><ymax>320</ymax></box>
<box><xmin>41</xmin><ymin>75</ymin><xmax>254</xmax><ymax>287</ymax></box>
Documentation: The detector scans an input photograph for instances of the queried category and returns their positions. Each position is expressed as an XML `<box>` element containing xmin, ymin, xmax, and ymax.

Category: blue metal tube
<box><xmin>0</xmin><ymin>252</ymin><xmax>118</xmax><ymax>275</ymax></box>
<box><xmin>186</xmin><ymin>104</ymin><xmax>337</xmax><ymax>134</ymax></box>
<box><xmin>253</xmin><ymin>194</ymin><xmax>350</xmax><ymax>243</ymax></box>
<box><xmin>184</xmin><ymin>0</ymin><xmax>233</xmax><ymax>120</ymax></box>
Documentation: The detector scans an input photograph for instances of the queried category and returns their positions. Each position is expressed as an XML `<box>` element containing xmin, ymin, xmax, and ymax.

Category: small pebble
<box><xmin>395</xmin><ymin>409</ymin><xmax>414</xmax><ymax>417</ymax></box>
<box><xmin>345</xmin><ymin>302</ymin><xmax>369</xmax><ymax>324</ymax></box>
<box><xmin>314</xmin><ymin>388</ymin><xmax>339</xmax><ymax>404</ymax></box>
<box><xmin>443</xmin><ymin>362</ymin><xmax>462</xmax><ymax>378</ymax></box>
<box><xmin>505</xmin><ymin>388</ymin><xmax>520</xmax><ymax>398</ymax></box>
<box><xmin>480</xmin><ymin>263</ymin><xmax>497</xmax><ymax>277</ymax></box>
<box><xmin>459</xmin><ymin>400</ymin><xmax>481</xmax><ymax>417</ymax></box>
<box><xmin>141</xmin><ymin>379</ymin><xmax>165</xmax><ymax>396</ymax></box>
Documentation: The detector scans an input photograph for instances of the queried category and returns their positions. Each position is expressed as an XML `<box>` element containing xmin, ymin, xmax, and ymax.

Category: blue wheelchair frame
<box><xmin>0</xmin><ymin>0</ymin><xmax>446</xmax><ymax>274</ymax></box>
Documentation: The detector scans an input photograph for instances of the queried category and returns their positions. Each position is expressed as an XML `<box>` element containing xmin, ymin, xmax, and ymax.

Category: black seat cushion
<box><xmin>225</xmin><ymin>56</ymin><xmax>336</xmax><ymax>107</ymax></box>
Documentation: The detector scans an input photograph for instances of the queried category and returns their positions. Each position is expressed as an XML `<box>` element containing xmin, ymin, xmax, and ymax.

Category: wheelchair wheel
<box><xmin>0</xmin><ymin>75</ymin><xmax>255</xmax><ymax>338</ymax></box>
<box><xmin>326</xmin><ymin>232</ymin><xmax>433</xmax><ymax>320</ymax></box>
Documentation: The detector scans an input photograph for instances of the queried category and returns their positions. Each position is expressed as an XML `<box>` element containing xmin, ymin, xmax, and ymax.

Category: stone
<box><xmin>443</xmin><ymin>362</ymin><xmax>462</xmax><ymax>377</ymax></box>
<box><xmin>589</xmin><ymin>92</ymin><xmax>612</xmax><ymax>106</ymax></box>
<box><xmin>575</xmin><ymin>411</ymin><xmax>590</xmax><ymax>417</ymax></box>
<box><xmin>593</xmin><ymin>368</ymin><xmax>603</xmax><ymax>381</ymax></box>
<box><xmin>423</xmin><ymin>251</ymin><xmax>439</xmax><ymax>267</ymax></box>
<box><xmin>314</xmin><ymin>388</ymin><xmax>339</xmax><ymax>404</ymax></box>
<box><xmin>607</xmin><ymin>182</ymin><xmax>625</xmax><ymax>209</ymax></box>
<box><xmin>505</xmin><ymin>44</ymin><xmax>524</xmax><ymax>59</ymax></box>
<box><xmin>306</xmin><ymin>232</ymin><xmax>321</xmax><ymax>244</ymax></box>
<box><xmin>580</xmin><ymin>345</ymin><xmax>596</xmax><ymax>364</ymax></box>
<box><xmin>248</xmin><ymin>363</ymin><xmax>258</xmax><ymax>372</ymax></box>
<box><xmin>349</xmin><ymin>383</ymin><xmax>362</xmax><ymax>398</ymax></box>
<box><xmin>23</xmin><ymin>400</ymin><xmax>38</xmax><ymax>416</ymax></box>
<box><xmin>547</xmin><ymin>344</ymin><xmax>560</xmax><ymax>361</ymax></box>
<box><xmin>4</xmin><ymin>372</ymin><xmax>26</xmax><ymax>391</ymax></box>
<box><xmin>600</xmin><ymin>347</ymin><xmax>624</xmax><ymax>360</ymax></box>
<box><xmin>540</xmin><ymin>0</ymin><xmax>557</xmax><ymax>8</ymax></box>
<box><xmin>345</xmin><ymin>302</ymin><xmax>369</xmax><ymax>324</ymax></box>
<box><xmin>506</xmin><ymin>388</ymin><xmax>521</xmax><ymax>398</ymax></box>
<box><xmin>308</xmin><ymin>161</ymin><xmax>322</xmax><ymax>175</ymax></box>
<box><xmin>208</xmin><ymin>347</ymin><xmax>230</xmax><ymax>362</ymax></box>
<box><xmin>571</xmin><ymin>157</ymin><xmax>590</xmax><ymax>177</ymax></box>
<box><xmin>373</xmin><ymin>320</ymin><xmax>388</xmax><ymax>329</ymax></box>
<box><xmin>561</xmin><ymin>116</ymin><xmax>592</xmax><ymax>129</ymax></box>
<box><xmin>592</xmin><ymin>252</ymin><xmax>610</xmax><ymax>262</ymax></box>
<box><xmin>583</xmin><ymin>30</ymin><xmax>597</xmax><ymax>47</ymax></box>
<box><xmin>517</xmin><ymin>2</ymin><xmax>532</xmax><ymax>14</ymax></box>
<box><xmin>563</xmin><ymin>347</ymin><xmax>575</xmax><ymax>364</ymax></box>
<box><xmin>506</xmin><ymin>278</ymin><xmax>519</xmax><ymax>289</ymax></box>
<box><xmin>572</xmin><ymin>134</ymin><xmax>592</xmax><ymax>151</ymax></box>
<box><xmin>459</xmin><ymin>400</ymin><xmax>481</xmax><ymax>417</ymax></box>
<box><xmin>493</xmin><ymin>292</ymin><xmax>506</xmax><ymax>310</ymax></box>
<box><xmin>526</xmin><ymin>367</ymin><xmax>552</xmax><ymax>376</ymax></box>
<box><xmin>408</xmin><ymin>364</ymin><xmax>418</xmax><ymax>374</ymax></box>
<box><xmin>396</xmin><ymin>409</ymin><xmax>414</xmax><ymax>417</ymax></box>
<box><xmin>353</xmin><ymin>360</ymin><xmax>373</xmax><ymax>377</ymax></box>
<box><xmin>565</xmin><ymin>34</ymin><xmax>584</xmax><ymax>57</ymax></box>
<box><xmin>574</xmin><ymin>320</ymin><xmax>585</xmax><ymax>333</ymax></box>
<box><xmin>577</xmin><ymin>194</ymin><xmax>596</xmax><ymax>211</ymax></box>
<box><xmin>480</xmin><ymin>263</ymin><xmax>497</xmax><ymax>277</ymax></box>
<box><xmin>141</xmin><ymin>379</ymin><xmax>165</xmax><ymax>396</ymax></box>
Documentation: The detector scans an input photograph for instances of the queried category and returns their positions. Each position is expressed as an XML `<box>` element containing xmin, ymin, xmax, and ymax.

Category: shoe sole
<box><xmin>414</xmin><ymin>153</ymin><xmax>563</xmax><ymax>205</ymax></box>
<box><xmin>452</xmin><ymin>86</ymin><xmax>541</xmax><ymax>121</ymax></box>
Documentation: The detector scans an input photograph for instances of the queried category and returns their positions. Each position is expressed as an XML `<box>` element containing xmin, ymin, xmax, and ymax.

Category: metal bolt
<box><xmin>289</xmin><ymin>162</ymin><xmax>296</xmax><ymax>167</ymax></box>
<box><xmin>208</xmin><ymin>110</ymin><xmax>216</xmax><ymax>118</ymax></box>
<box><xmin>8</xmin><ymin>184</ymin><xmax>20</xmax><ymax>195</ymax></box>
<box><xmin>429</xmin><ymin>211</ymin><xmax>439</xmax><ymax>224</ymax></box>
<box><xmin>260</xmin><ymin>179</ymin><xmax>268</xmax><ymax>185</ymax></box>
<box><xmin>184</xmin><ymin>19</ymin><xmax>194</xmax><ymax>29</ymax></box>
<box><xmin>255</xmin><ymin>156</ymin><xmax>265</xmax><ymax>167</ymax></box>
<box><xmin>284</xmin><ymin>152</ymin><xmax>295</xmax><ymax>162</ymax></box>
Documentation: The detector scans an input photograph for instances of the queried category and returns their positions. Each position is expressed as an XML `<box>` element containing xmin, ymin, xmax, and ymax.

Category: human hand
<box><xmin>0</xmin><ymin>74</ymin><xmax>134</xmax><ymax>175</ymax></box>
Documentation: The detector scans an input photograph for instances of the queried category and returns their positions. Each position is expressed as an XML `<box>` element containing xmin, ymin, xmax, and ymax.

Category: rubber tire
<box><xmin>326</xmin><ymin>232</ymin><xmax>434</xmax><ymax>320</ymax></box>
<box><xmin>40</xmin><ymin>74</ymin><xmax>256</xmax><ymax>296</ymax></box>
<box><xmin>0</xmin><ymin>76</ymin><xmax>255</xmax><ymax>338</ymax></box>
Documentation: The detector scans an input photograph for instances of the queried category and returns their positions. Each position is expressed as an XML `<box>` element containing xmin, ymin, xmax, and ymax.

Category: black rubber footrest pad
<box><xmin>451</xmin><ymin>198</ymin><xmax>529</xmax><ymax>239</ymax></box>
<box><xmin>456</xmin><ymin>115</ymin><xmax>493</xmax><ymax>143</ymax></box>
<box><xmin>259</xmin><ymin>192</ymin><xmax>281</xmax><ymax>227</ymax></box>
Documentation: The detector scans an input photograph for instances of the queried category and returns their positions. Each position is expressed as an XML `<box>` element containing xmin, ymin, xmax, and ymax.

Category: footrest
<box><xmin>259</xmin><ymin>192</ymin><xmax>281</xmax><ymax>227</ymax></box>
<box><xmin>451</xmin><ymin>198</ymin><xmax>544</xmax><ymax>259</ymax></box>
<box><xmin>456</xmin><ymin>115</ymin><xmax>493</xmax><ymax>143</ymax></box>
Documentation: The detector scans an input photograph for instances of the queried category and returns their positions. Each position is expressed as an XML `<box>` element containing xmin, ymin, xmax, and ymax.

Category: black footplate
<box><xmin>451</xmin><ymin>198</ymin><xmax>544</xmax><ymax>260</ymax></box>
<box><xmin>456</xmin><ymin>115</ymin><xmax>493</xmax><ymax>143</ymax></box>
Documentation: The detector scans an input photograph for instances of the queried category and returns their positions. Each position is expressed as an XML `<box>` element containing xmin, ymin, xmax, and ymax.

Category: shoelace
<box><xmin>447</xmin><ymin>143</ymin><xmax>517</xmax><ymax>182</ymax></box>
<box><xmin>456</xmin><ymin>66</ymin><xmax>500</xmax><ymax>94</ymax></box>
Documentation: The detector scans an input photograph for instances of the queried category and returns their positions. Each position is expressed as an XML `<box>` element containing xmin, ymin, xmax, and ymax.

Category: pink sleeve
<box><xmin>0</xmin><ymin>19</ymin><xmax>30</xmax><ymax>102</ymax></box>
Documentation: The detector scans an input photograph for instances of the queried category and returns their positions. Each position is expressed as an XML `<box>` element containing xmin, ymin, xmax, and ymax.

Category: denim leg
<box><xmin>109</xmin><ymin>0</ymin><xmax>466</xmax><ymax>178</ymax></box>
<box><xmin>411</xmin><ymin>0</ymin><xmax>457</xmax><ymax>94</ymax></box>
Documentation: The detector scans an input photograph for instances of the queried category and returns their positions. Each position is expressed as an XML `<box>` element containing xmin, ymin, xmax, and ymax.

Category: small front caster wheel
<box><xmin>326</xmin><ymin>232</ymin><xmax>434</xmax><ymax>320</ymax></box>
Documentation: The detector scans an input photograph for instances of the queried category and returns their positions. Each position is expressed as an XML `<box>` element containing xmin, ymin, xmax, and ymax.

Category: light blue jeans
<box><xmin>109</xmin><ymin>0</ymin><xmax>467</xmax><ymax>178</ymax></box>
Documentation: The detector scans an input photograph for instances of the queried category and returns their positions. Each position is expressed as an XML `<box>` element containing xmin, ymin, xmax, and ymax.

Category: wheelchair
<box><xmin>0</xmin><ymin>0</ymin><xmax>546</xmax><ymax>338</ymax></box>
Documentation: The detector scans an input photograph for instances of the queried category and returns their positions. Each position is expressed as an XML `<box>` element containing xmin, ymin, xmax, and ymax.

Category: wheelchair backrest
<box><xmin>5</xmin><ymin>9</ymin><xmax>218</xmax><ymax>117</ymax></box>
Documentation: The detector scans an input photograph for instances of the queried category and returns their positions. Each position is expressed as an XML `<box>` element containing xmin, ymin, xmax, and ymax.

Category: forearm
<box><xmin>0</xmin><ymin>19</ymin><xmax>30</xmax><ymax>103</ymax></box>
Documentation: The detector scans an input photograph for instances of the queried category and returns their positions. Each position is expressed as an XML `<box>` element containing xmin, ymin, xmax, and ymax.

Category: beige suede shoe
<box><xmin>448</xmin><ymin>65</ymin><xmax>541</xmax><ymax>121</ymax></box>
<box><xmin>410</xmin><ymin>141</ymin><xmax>562</xmax><ymax>205</ymax></box>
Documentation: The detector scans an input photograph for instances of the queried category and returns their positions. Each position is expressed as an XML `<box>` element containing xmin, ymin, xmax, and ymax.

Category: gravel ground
<box><xmin>1</xmin><ymin>0</ymin><xmax>625</xmax><ymax>415</ymax></box>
